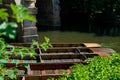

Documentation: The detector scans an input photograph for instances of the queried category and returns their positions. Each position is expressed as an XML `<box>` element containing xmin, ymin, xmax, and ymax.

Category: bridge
<box><xmin>1</xmin><ymin>0</ymin><xmax>61</xmax><ymax>42</ymax></box>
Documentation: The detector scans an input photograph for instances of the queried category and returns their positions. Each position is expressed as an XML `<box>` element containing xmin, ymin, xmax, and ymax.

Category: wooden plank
<box><xmin>41</xmin><ymin>47</ymin><xmax>92</xmax><ymax>53</ymax></box>
<box><xmin>66</xmin><ymin>69</ymin><xmax>71</xmax><ymax>74</ymax></box>
<box><xmin>89</xmin><ymin>48</ymin><xmax>115</xmax><ymax>54</ymax></box>
<box><xmin>30</xmin><ymin>62</ymin><xmax>87</xmax><ymax>70</ymax></box>
<box><xmin>5</xmin><ymin>62</ymin><xmax>87</xmax><ymax>76</ymax></box>
<box><xmin>82</xmin><ymin>43</ymin><xmax>101</xmax><ymax>47</ymax></box>
<box><xmin>97</xmin><ymin>53</ymin><xmax>110</xmax><ymax>58</ymax></box>
<box><xmin>41</xmin><ymin>48</ymin><xmax>76</xmax><ymax>53</ymax></box>
<box><xmin>18</xmin><ymin>74</ymin><xmax>63</xmax><ymax>80</ymax></box>
<box><xmin>41</xmin><ymin>53</ymin><xmax>81</xmax><ymax>59</ymax></box>
<box><xmin>4</xmin><ymin>52</ymin><xmax>98</xmax><ymax>61</ymax></box>
<box><xmin>51</xmin><ymin>43</ymin><xmax>83</xmax><ymax>47</ymax></box>
<box><xmin>41</xmin><ymin>53</ymin><xmax>98</xmax><ymax>60</ymax></box>
<box><xmin>5</xmin><ymin>43</ymin><xmax>114</xmax><ymax>80</ymax></box>
<box><xmin>5</xmin><ymin>63</ymin><xmax>27</xmax><ymax>70</ymax></box>
<box><xmin>10</xmin><ymin>43</ymin><xmax>101</xmax><ymax>48</ymax></box>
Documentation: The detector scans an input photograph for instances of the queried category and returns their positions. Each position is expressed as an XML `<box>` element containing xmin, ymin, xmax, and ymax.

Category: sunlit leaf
<box><xmin>6</xmin><ymin>70</ymin><xmax>17</xmax><ymax>79</ymax></box>
<box><xmin>10</xmin><ymin>4</ymin><xmax>36</xmax><ymax>23</ymax></box>
<box><xmin>0</xmin><ymin>22</ymin><xmax>18</xmax><ymax>39</ymax></box>
<box><xmin>44</xmin><ymin>36</ymin><xmax>50</xmax><ymax>43</ymax></box>
<box><xmin>0</xmin><ymin>9</ymin><xmax>9</xmax><ymax>21</ymax></box>
<box><xmin>0</xmin><ymin>76</ymin><xmax>4</xmax><ymax>80</ymax></box>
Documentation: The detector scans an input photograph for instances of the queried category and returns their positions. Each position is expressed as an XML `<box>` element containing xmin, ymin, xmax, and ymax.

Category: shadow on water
<box><xmin>38</xmin><ymin>31</ymin><xmax>120</xmax><ymax>52</ymax></box>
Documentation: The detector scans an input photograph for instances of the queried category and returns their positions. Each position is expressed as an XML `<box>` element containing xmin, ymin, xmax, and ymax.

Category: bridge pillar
<box><xmin>36</xmin><ymin>0</ymin><xmax>61</xmax><ymax>30</ymax></box>
<box><xmin>22</xmin><ymin>0</ymin><xmax>38</xmax><ymax>42</ymax></box>
<box><xmin>2</xmin><ymin>0</ymin><xmax>38</xmax><ymax>42</ymax></box>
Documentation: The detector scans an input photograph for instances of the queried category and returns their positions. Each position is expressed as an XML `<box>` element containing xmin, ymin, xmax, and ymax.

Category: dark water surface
<box><xmin>38</xmin><ymin>31</ymin><xmax>120</xmax><ymax>52</ymax></box>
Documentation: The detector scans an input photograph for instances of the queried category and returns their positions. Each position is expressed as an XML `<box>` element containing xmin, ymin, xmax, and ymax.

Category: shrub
<box><xmin>48</xmin><ymin>53</ymin><xmax>120</xmax><ymax>80</ymax></box>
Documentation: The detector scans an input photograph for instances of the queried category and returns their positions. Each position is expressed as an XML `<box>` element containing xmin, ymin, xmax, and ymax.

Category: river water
<box><xmin>38</xmin><ymin>31</ymin><xmax>120</xmax><ymax>52</ymax></box>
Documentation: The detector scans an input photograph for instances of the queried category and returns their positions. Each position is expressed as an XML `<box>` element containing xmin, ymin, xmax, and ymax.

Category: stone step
<box><xmin>27</xmin><ymin>8</ymin><xmax>37</xmax><ymax>14</ymax></box>
<box><xmin>23</xmin><ymin>27</ymin><xmax>38</xmax><ymax>35</ymax></box>
<box><xmin>23</xmin><ymin>20</ymin><xmax>36</xmax><ymax>27</ymax></box>
<box><xmin>22</xmin><ymin>35</ymin><xmax>38</xmax><ymax>42</ymax></box>
<box><xmin>24</xmin><ymin>0</ymin><xmax>36</xmax><ymax>8</ymax></box>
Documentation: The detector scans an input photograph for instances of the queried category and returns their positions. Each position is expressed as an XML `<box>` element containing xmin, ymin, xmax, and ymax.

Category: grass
<box><xmin>38</xmin><ymin>31</ymin><xmax>120</xmax><ymax>52</ymax></box>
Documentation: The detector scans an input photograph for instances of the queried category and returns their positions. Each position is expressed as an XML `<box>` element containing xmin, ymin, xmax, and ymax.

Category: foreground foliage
<box><xmin>48</xmin><ymin>53</ymin><xmax>120</xmax><ymax>80</ymax></box>
<box><xmin>0</xmin><ymin>4</ymin><xmax>36</xmax><ymax>39</ymax></box>
<box><xmin>0</xmin><ymin>36</ymin><xmax>51</xmax><ymax>80</ymax></box>
<box><xmin>0</xmin><ymin>3</ymin><xmax>52</xmax><ymax>80</ymax></box>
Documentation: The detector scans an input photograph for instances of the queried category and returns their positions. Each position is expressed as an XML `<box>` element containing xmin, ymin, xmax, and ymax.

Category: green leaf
<box><xmin>0</xmin><ymin>76</ymin><xmax>4</xmax><ymax>80</ymax></box>
<box><xmin>0</xmin><ymin>22</ymin><xmax>18</xmax><ymax>39</ymax></box>
<box><xmin>0</xmin><ymin>51</ymin><xmax>2</xmax><ymax>55</ymax></box>
<box><xmin>44</xmin><ymin>36</ymin><xmax>50</xmax><ymax>43</ymax></box>
<box><xmin>0</xmin><ymin>8</ymin><xmax>9</xmax><ymax>21</ymax></box>
<box><xmin>6</xmin><ymin>70</ymin><xmax>17</xmax><ymax>79</ymax></box>
<box><xmin>23</xmin><ymin>64</ymin><xmax>29</xmax><ymax>69</ymax></box>
<box><xmin>40</xmin><ymin>43</ymin><xmax>48</xmax><ymax>51</ymax></box>
<box><xmin>40</xmin><ymin>37</ymin><xmax>52</xmax><ymax>51</ymax></box>
<box><xmin>0</xmin><ymin>38</ymin><xmax>7</xmax><ymax>51</ymax></box>
<box><xmin>10</xmin><ymin>4</ymin><xmax>36</xmax><ymax>23</ymax></box>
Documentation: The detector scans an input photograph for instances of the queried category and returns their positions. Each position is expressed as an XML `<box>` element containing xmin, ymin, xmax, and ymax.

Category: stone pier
<box><xmin>2</xmin><ymin>0</ymin><xmax>38</xmax><ymax>42</ymax></box>
<box><xmin>36</xmin><ymin>0</ymin><xmax>61</xmax><ymax>30</ymax></box>
<box><xmin>1</xmin><ymin>0</ymin><xmax>61</xmax><ymax>42</ymax></box>
<box><xmin>22</xmin><ymin>0</ymin><xmax>38</xmax><ymax>42</ymax></box>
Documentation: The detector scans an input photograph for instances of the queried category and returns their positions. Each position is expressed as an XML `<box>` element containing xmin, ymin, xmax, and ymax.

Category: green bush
<box><xmin>48</xmin><ymin>53</ymin><xmax>120</xmax><ymax>80</ymax></box>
